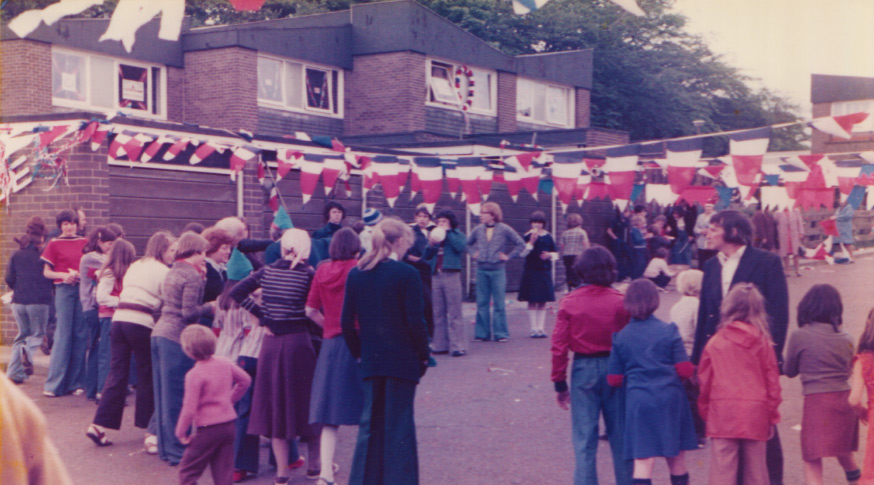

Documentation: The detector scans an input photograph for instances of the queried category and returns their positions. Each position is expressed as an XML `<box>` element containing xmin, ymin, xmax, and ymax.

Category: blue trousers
<box><xmin>84</xmin><ymin>312</ymin><xmax>112</xmax><ymax>399</ymax></box>
<box><xmin>7</xmin><ymin>304</ymin><xmax>48</xmax><ymax>383</ymax></box>
<box><xmin>350</xmin><ymin>376</ymin><xmax>419</xmax><ymax>485</ymax></box>
<box><xmin>151</xmin><ymin>336</ymin><xmax>195</xmax><ymax>466</ymax></box>
<box><xmin>44</xmin><ymin>284</ymin><xmax>87</xmax><ymax>396</ymax></box>
<box><xmin>570</xmin><ymin>357</ymin><xmax>633</xmax><ymax>485</ymax></box>
<box><xmin>234</xmin><ymin>356</ymin><xmax>260</xmax><ymax>473</ymax></box>
<box><xmin>474</xmin><ymin>267</ymin><xmax>508</xmax><ymax>340</ymax></box>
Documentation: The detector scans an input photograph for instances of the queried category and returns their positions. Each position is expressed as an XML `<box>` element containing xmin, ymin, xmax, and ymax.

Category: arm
<box><xmin>670</xmin><ymin>323</ymin><xmax>694</xmax><ymax>379</ymax></box>
<box><xmin>550</xmin><ymin>307</ymin><xmax>571</xmax><ymax>393</ymax></box>
<box><xmin>175</xmin><ymin>372</ymin><xmax>202</xmax><ymax>442</ymax></box>
<box><xmin>762</xmin><ymin>343</ymin><xmax>782</xmax><ymax>425</ymax></box>
<box><xmin>96</xmin><ymin>272</ymin><xmax>119</xmax><ymax>308</ymax></box>
<box><xmin>401</xmin><ymin>270</ymin><xmax>430</xmax><ymax>364</ymax></box>
<box><xmin>230</xmin><ymin>362</ymin><xmax>253</xmax><ymax>403</ymax></box>
<box><xmin>781</xmin><ymin>332</ymin><xmax>801</xmax><ymax>378</ymax></box>
<box><xmin>697</xmin><ymin>346</ymin><xmax>712</xmax><ymax>420</ymax></box>
<box><xmin>229</xmin><ymin>269</ymin><xmax>264</xmax><ymax>320</ymax></box>
<box><xmin>305</xmin><ymin>273</ymin><xmax>325</xmax><ymax>327</ymax></box>
<box><xmin>340</xmin><ymin>275</ymin><xmax>361</xmax><ymax>359</ymax></box>
<box><xmin>763</xmin><ymin>255</ymin><xmax>790</xmax><ymax>360</ymax></box>
<box><xmin>5</xmin><ymin>255</ymin><xmax>16</xmax><ymax>290</ymax></box>
<box><xmin>581</xmin><ymin>230</ymin><xmax>591</xmax><ymax>250</ymax></box>
<box><xmin>504</xmin><ymin>225</ymin><xmax>528</xmax><ymax>259</ymax></box>
<box><xmin>237</xmin><ymin>238</ymin><xmax>273</xmax><ymax>253</ymax></box>
<box><xmin>43</xmin><ymin>264</ymin><xmax>76</xmax><ymax>284</ymax></box>
<box><xmin>445</xmin><ymin>229</ymin><xmax>467</xmax><ymax>254</ymax></box>
<box><xmin>849</xmin><ymin>359</ymin><xmax>868</xmax><ymax>424</ymax></box>
<box><xmin>606</xmin><ymin>338</ymin><xmax>625</xmax><ymax>387</ymax></box>
<box><xmin>180</xmin><ymin>278</ymin><xmax>212</xmax><ymax>322</ymax></box>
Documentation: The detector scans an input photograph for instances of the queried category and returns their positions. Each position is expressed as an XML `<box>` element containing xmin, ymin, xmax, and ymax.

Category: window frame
<box><xmin>425</xmin><ymin>58</ymin><xmax>497</xmax><ymax>117</ymax></box>
<box><xmin>257</xmin><ymin>54</ymin><xmax>344</xmax><ymax>119</ymax></box>
<box><xmin>516</xmin><ymin>77</ymin><xmax>575</xmax><ymax>128</ymax></box>
<box><xmin>51</xmin><ymin>46</ymin><xmax>167</xmax><ymax>120</ymax></box>
<box><xmin>831</xmin><ymin>99</ymin><xmax>874</xmax><ymax>133</ymax></box>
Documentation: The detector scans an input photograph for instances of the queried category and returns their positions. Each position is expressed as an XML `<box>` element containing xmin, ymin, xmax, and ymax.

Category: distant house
<box><xmin>811</xmin><ymin>74</ymin><xmax>874</xmax><ymax>154</ymax></box>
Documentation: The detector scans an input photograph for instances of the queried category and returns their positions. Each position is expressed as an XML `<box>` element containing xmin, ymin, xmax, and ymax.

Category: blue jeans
<box><xmin>85</xmin><ymin>312</ymin><xmax>112</xmax><ymax>399</ymax></box>
<box><xmin>152</xmin><ymin>336</ymin><xmax>195</xmax><ymax>466</ymax></box>
<box><xmin>475</xmin><ymin>267</ymin><xmax>508</xmax><ymax>340</ymax></box>
<box><xmin>7</xmin><ymin>304</ymin><xmax>49</xmax><ymax>383</ymax></box>
<box><xmin>44</xmin><ymin>284</ymin><xmax>87</xmax><ymax>396</ymax></box>
<box><xmin>570</xmin><ymin>357</ymin><xmax>633</xmax><ymax>485</ymax></box>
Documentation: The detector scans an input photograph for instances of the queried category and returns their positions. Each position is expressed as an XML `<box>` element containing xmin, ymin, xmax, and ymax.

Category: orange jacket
<box><xmin>698</xmin><ymin>321</ymin><xmax>781</xmax><ymax>440</ymax></box>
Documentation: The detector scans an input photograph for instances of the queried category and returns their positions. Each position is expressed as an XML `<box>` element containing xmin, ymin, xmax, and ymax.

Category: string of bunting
<box><xmin>1</xmin><ymin>110</ymin><xmax>873</xmax><ymax>215</ymax></box>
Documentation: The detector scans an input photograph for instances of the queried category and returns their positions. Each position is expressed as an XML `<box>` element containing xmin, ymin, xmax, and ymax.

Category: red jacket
<box><xmin>698</xmin><ymin>321</ymin><xmax>781</xmax><ymax>440</ymax></box>
<box><xmin>551</xmin><ymin>285</ymin><xmax>630</xmax><ymax>387</ymax></box>
<box><xmin>306</xmin><ymin>259</ymin><xmax>358</xmax><ymax>340</ymax></box>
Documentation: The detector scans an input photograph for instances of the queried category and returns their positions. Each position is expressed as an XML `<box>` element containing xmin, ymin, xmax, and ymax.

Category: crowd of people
<box><xmin>551</xmin><ymin>209</ymin><xmax>874</xmax><ymax>485</ymax></box>
<box><xmin>3</xmin><ymin>198</ymin><xmax>872</xmax><ymax>485</ymax></box>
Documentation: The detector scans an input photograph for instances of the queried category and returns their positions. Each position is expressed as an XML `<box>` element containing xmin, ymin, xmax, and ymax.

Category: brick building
<box><xmin>0</xmin><ymin>1</ymin><xmax>630</xmax><ymax>340</ymax></box>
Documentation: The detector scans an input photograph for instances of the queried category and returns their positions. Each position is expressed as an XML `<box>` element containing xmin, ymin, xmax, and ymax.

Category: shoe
<box><xmin>43</xmin><ymin>390</ymin><xmax>57</xmax><ymax>398</ymax></box>
<box><xmin>536</xmin><ymin>332</ymin><xmax>549</xmax><ymax>339</ymax></box>
<box><xmin>307</xmin><ymin>464</ymin><xmax>339</xmax><ymax>479</ymax></box>
<box><xmin>233</xmin><ymin>470</ymin><xmax>248</xmax><ymax>482</ymax></box>
<box><xmin>274</xmin><ymin>477</ymin><xmax>290</xmax><ymax>484</ymax></box>
<box><xmin>496</xmin><ymin>338</ymin><xmax>508</xmax><ymax>342</ymax></box>
<box><xmin>451</xmin><ymin>350</ymin><xmax>466</xmax><ymax>357</ymax></box>
<box><xmin>144</xmin><ymin>434</ymin><xmax>158</xmax><ymax>455</ymax></box>
<box><xmin>431</xmin><ymin>350</ymin><xmax>449</xmax><ymax>355</ymax></box>
<box><xmin>41</xmin><ymin>337</ymin><xmax>51</xmax><ymax>356</ymax></box>
<box><xmin>10</xmin><ymin>378</ymin><xmax>24</xmax><ymax>385</ymax></box>
<box><xmin>474</xmin><ymin>337</ymin><xmax>490</xmax><ymax>342</ymax></box>
<box><xmin>73</xmin><ymin>388</ymin><xmax>85</xmax><ymax>396</ymax></box>
<box><xmin>86</xmin><ymin>425</ymin><xmax>113</xmax><ymax>447</ymax></box>
<box><xmin>288</xmin><ymin>456</ymin><xmax>305</xmax><ymax>470</ymax></box>
<box><xmin>20</xmin><ymin>348</ymin><xmax>33</xmax><ymax>376</ymax></box>
<box><xmin>315</xmin><ymin>479</ymin><xmax>334</xmax><ymax>485</ymax></box>
<box><xmin>530</xmin><ymin>331</ymin><xmax>539</xmax><ymax>338</ymax></box>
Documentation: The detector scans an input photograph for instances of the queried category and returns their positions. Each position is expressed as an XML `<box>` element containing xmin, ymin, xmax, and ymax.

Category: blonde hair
<box><xmin>214</xmin><ymin>217</ymin><xmax>247</xmax><ymax>242</ymax></box>
<box><xmin>719</xmin><ymin>283</ymin><xmax>773</xmax><ymax>344</ymax></box>
<box><xmin>676</xmin><ymin>269</ymin><xmax>703</xmax><ymax>297</ymax></box>
<box><xmin>180</xmin><ymin>325</ymin><xmax>216</xmax><ymax>361</ymax></box>
<box><xmin>280</xmin><ymin>228</ymin><xmax>312</xmax><ymax>267</ymax></box>
<box><xmin>631</xmin><ymin>215</ymin><xmax>646</xmax><ymax>229</ymax></box>
<box><xmin>858</xmin><ymin>307</ymin><xmax>874</xmax><ymax>353</ymax></box>
<box><xmin>481</xmin><ymin>201</ymin><xmax>503</xmax><ymax>223</ymax></box>
<box><xmin>358</xmin><ymin>217</ymin><xmax>413</xmax><ymax>271</ymax></box>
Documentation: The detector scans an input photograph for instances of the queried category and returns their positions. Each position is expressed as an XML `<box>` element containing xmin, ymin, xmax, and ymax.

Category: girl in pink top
<box><xmin>176</xmin><ymin>325</ymin><xmax>251</xmax><ymax>485</ymax></box>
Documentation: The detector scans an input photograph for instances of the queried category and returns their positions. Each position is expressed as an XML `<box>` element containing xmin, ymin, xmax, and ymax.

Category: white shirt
<box><xmin>670</xmin><ymin>295</ymin><xmax>700</xmax><ymax>356</ymax></box>
<box><xmin>717</xmin><ymin>245</ymin><xmax>747</xmax><ymax>297</ymax></box>
<box><xmin>643</xmin><ymin>258</ymin><xmax>673</xmax><ymax>278</ymax></box>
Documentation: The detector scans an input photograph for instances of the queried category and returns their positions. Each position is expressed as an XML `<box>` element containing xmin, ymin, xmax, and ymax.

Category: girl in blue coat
<box><xmin>608</xmin><ymin>279</ymin><xmax>698</xmax><ymax>485</ymax></box>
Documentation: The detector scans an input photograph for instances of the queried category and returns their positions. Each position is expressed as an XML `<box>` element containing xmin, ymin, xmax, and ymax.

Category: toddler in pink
<box><xmin>175</xmin><ymin>325</ymin><xmax>251</xmax><ymax>485</ymax></box>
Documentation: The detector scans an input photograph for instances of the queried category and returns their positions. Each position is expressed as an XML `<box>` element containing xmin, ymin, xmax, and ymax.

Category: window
<box><xmin>516</xmin><ymin>78</ymin><xmax>574</xmax><ymax>127</ymax></box>
<box><xmin>426</xmin><ymin>60</ymin><xmax>496</xmax><ymax>115</ymax></box>
<box><xmin>258</xmin><ymin>55</ymin><xmax>342</xmax><ymax>117</ymax></box>
<box><xmin>832</xmin><ymin>100</ymin><xmax>874</xmax><ymax>133</ymax></box>
<box><xmin>51</xmin><ymin>47</ymin><xmax>166</xmax><ymax>118</ymax></box>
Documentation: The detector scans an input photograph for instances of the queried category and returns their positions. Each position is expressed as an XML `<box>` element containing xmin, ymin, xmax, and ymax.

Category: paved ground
<box><xmin>2</xmin><ymin>254</ymin><xmax>872</xmax><ymax>484</ymax></box>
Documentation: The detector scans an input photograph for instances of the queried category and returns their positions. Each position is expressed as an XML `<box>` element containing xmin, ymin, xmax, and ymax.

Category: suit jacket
<box><xmin>691</xmin><ymin>246</ymin><xmax>788</xmax><ymax>366</ymax></box>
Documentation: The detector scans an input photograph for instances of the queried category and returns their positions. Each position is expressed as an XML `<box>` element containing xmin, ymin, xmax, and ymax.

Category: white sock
<box><xmin>528</xmin><ymin>310</ymin><xmax>538</xmax><ymax>333</ymax></box>
<box><xmin>536</xmin><ymin>309</ymin><xmax>548</xmax><ymax>333</ymax></box>
<box><xmin>320</xmin><ymin>426</ymin><xmax>338</xmax><ymax>481</ymax></box>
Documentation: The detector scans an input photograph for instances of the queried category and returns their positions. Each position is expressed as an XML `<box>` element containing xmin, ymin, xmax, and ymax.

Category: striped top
<box><xmin>230</xmin><ymin>259</ymin><xmax>314</xmax><ymax>336</ymax></box>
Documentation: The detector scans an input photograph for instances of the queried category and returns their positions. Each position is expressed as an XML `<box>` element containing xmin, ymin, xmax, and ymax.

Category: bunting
<box><xmin>809</xmin><ymin>112</ymin><xmax>870</xmax><ymax>140</ymax></box>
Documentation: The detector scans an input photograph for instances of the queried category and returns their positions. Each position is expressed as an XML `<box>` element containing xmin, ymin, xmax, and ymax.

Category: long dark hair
<box><xmin>15</xmin><ymin>216</ymin><xmax>47</xmax><ymax>249</ymax></box>
<box><xmin>859</xmin><ymin>307</ymin><xmax>874</xmax><ymax>354</ymax></box>
<box><xmin>83</xmin><ymin>226</ymin><xmax>118</xmax><ymax>254</ymax></box>
<box><xmin>98</xmin><ymin>239</ymin><xmax>136</xmax><ymax>283</ymax></box>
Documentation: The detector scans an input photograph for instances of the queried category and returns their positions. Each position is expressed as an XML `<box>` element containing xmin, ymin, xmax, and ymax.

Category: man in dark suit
<box><xmin>691</xmin><ymin>210</ymin><xmax>788</xmax><ymax>485</ymax></box>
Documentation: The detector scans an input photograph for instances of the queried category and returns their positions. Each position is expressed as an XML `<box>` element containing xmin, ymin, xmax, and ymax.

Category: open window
<box><xmin>427</xmin><ymin>60</ymin><xmax>496</xmax><ymax>115</ymax></box>
<box><xmin>258</xmin><ymin>55</ymin><xmax>342</xmax><ymax>117</ymax></box>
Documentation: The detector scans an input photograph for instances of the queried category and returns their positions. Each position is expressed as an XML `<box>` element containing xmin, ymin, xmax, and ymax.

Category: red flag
<box><xmin>607</xmin><ymin>171</ymin><xmax>636</xmax><ymax>200</ymax></box>
<box><xmin>666</xmin><ymin>166</ymin><xmax>696</xmax><ymax>195</ymax></box>
<box><xmin>732</xmin><ymin>155</ymin><xmax>763</xmax><ymax>186</ymax></box>
<box><xmin>230</xmin><ymin>0</ymin><xmax>266</xmax><ymax>11</ymax></box>
<box><xmin>819</xmin><ymin>219</ymin><xmax>840</xmax><ymax>237</ymax></box>
<box><xmin>678</xmin><ymin>186</ymin><xmax>717</xmax><ymax>206</ymax></box>
<box><xmin>38</xmin><ymin>125</ymin><xmax>69</xmax><ymax>149</ymax></box>
<box><xmin>163</xmin><ymin>138</ymin><xmax>190</xmax><ymax>161</ymax></box>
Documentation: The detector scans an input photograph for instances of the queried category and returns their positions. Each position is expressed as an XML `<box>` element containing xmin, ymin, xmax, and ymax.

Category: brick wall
<box><xmin>1</xmin><ymin>143</ymin><xmax>111</xmax><ymax>342</ymax></box>
<box><xmin>586</xmin><ymin>128</ymin><xmax>629</xmax><ymax>147</ymax></box>
<box><xmin>257</xmin><ymin>108</ymin><xmax>344</xmax><ymax>138</ymax></box>
<box><xmin>183</xmin><ymin>47</ymin><xmax>258</xmax><ymax>132</ymax></box>
<box><xmin>811</xmin><ymin>102</ymin><xmax>874</xmax><ymax>154</ymax></box>
<box><xmin>575</xmin><ymin>88</ymin><xmax>591</xmax><ymax>129</ymax></box>
<box><xmin>497</xmin><ymin>71</ymin><xmax>517</xmax><ymax>132</ymax></box>
<box><xmin>344</xmin><ymin>52</ymin><xmax>427</xmax><ymax>135</ymax></box>
<box><xmin>0</xmin><ymin>40</ymin><xmax>52</xmax><ymax>116</ymax></box>
<box><xmin>166</xmin><ymin>66</ymin><xmax>185</xmax><ymax>123</ymax></box>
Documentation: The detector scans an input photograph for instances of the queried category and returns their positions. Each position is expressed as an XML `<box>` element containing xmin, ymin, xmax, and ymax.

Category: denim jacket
<box><xmin>467</xmin><ymin>223</ymin><xmax>527</xmax><ymax>271</ymax></box>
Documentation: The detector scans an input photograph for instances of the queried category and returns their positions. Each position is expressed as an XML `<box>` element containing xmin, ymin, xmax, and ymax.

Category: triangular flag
<box><xmin>809</xmin><ymin>112</ymin><xmax>870</xmax><ymax>140</ymax></box>
<box><xmin>299</xmin><ymin>153</ymin><xmax>325</xmax><ymax>205</ymax></box>
<box><xmin>272</xmin><ymin>206</ymin><xmax>293</xmax><ymax>230</ymax></box>
<box><xmin>414</xmin><ymin>157</ymin><xmax>443</xmax><ymax>205</ymax></box>
<box><xmin>730</xmin><ymin>127</ymin><xmax>771</xmax><ymax>156</ymax></box>
<box><xmin>163</xmin><ymin>138</ymin><xmax>189</xmax><ymax>161</ymax></box>
<box><xmin>512</xmin><ymin>0</ymin><xmax>550</xmax><ymax>15</ymax></box>
<box><xmin>99</xmin><ymin>0</ymin><xmax>185</xmax><ymax>52</ymax></box>
<box><xmin>608</xmin><ymin>0</ymin><xmax>645</xmax><ymax>16</ymax></box>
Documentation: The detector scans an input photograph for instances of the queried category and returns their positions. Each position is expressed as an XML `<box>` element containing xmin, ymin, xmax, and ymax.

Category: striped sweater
<box><xmin>230</xmin><ymin>259</ymin><xmax>314</xmax><ymax>336</ymax></box>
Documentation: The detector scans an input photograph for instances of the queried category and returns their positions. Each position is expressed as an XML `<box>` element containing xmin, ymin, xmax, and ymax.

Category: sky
<box><xmin>670</xmin><ymin>0</ymin><xmax>874</xmax><ymax>117</ymax></box>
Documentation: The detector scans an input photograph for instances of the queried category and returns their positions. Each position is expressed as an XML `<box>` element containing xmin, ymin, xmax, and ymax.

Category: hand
<box><xmin>63</xmin><ymin>271</ymin><xmax>79</xmax><ymax>284</ymax></box>
<box><xmin>204</xmin><ymin>301</ymin><xmax>216</xmax><ymax>316</ymax></box>
<box><xmin>178</xmin><ymin>435</ymin><xmax>191</xmax><ymax>445</ymax></box>
<box><xmin>529</xmin><ymin>232</ymin><xmax>539</xmax><ymax>244</ymax></box>
<box><xmin>407</xmin><ymin>255</ymin><xmax>421</xmax><ymax>263</ymax></box>
<box><xmin>264</xmin><ymin>327</ymin><xmax>275</xmax><ymax>337</ymax></box>
<box><xmin>498</xmin><ymin>252</ymin><xmax>509</xmax><ymax>261</ymax></box>
<box><xmin>556</xmin><ymin>390</ymin><xmax>570</xmax><ymax>410</ymax></box>
<box><xmin>768</xmin><ymin>425</ymin><xmax>776</xmax><ymax>440</ymax></box>
<box><xmin>858</xmin><ymin>405</ymin><xmax>869</xmax><ymax>426</ymax></box>
<box><xmin>539</xmin><ymin>252</ymin><xmax>551</xmax><ymax>260</ymax></box>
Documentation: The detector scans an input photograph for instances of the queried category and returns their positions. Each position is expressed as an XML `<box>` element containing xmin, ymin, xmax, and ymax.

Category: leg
<box><xmin>491</xmin><ymin>269</ymin><xmax>508</xmax><ymax>340</ymax></box>
<box><xmin>766</xmin><ymin>427</ymin><xmax>784</xmax><ymax>485</ymax></box>
<box><xmin>68</xmin><ymin>296</ymin><xmax>89</xmax><ymax>392</ymax></box>
<box><xmin>474</xmin><ymin>270</ymin><xmax>492</xmax><ymax>340</ymax></box>
<box><xmin>633</xmin><ymin>458</ymin><xmax>655</xmax><ymax>479</ymax></box>
<box><xmin>178</xmin><ymin>432</ymin><xmax>214</xmax><ymax>485</ymax></box>
<box><xmin>349</xmin><ymin>377</ymin><xmax>386</xmax><ymax>485</ymax></box>
<box><xmin>93</xmin><ymin>322</ymin><xmax>134</xmax><ymax>430</ymax></box>
<box><xmin>382</xmin><ymin>377</ymin><xmax>419</xmax><ymax>485</ymax></box>
<box><xmin>527</xmin><ymin>306</ymin><xmax>538</xmax><ymax>335</ymax></box>
<box><xmin>445</xmin><ymin>273</ymin><xmax>467</xmax><ymax>353</ymax></box>
<box><xmin>741</xmin><ymin>439</ymin><xmax>769</xmax><ymax>485</ymax></box>
<box><xmin>569</xmin><ymin>358</ymin><xmax>605</xmax><ymax>485</ymax></box>
<box><xmin>96</xmin><ymin>317</ymin><xmax>113</xmax><ymax>396</ymax></box>
<box><xmin>272</xmin><ymin>438</ymin><xmax>290</xmax><ymax>479</ymax></box>
<box><xmin>233</xmin><ymin>356</ymin><xmax>260</xmax><ymax>474</ymax></box>
<box><xmin>307</xmin><ymin>433</ymin><xmax>322</xmax><ymax>477</ymax></box>
<box><xmin>710</xmin><ymin>438</ymin><xmax>740</xmax><ymax>485</ymax></box>
<box><xmin>802</xmin><ymin>459</ymin><xmax>823</xmax><ymax>485</ymax></box>
<box><xmin>208</xmin><ymin>422</ymin><xmax>237</xmax><ymax>485</ymax></box>
<box><xmin>84</xmin><ymin>309</ymin><xmax>101</xmax><ymax>399</ymax></box>
<box><xmin>45</xmin><ymin>284</ymin><xmax>76</xmax><ymax>396</ymax></box>
<box><xmin>7</xmin><ymin>304</ymin><xmax>37</xmax><ymax>382</ymax></box>
<box><xmin>320</xmin><ymin>426</ymin><xmax>339</xmax><ymax>482</ymax></box>
<box><xmin>602</xmin><ymin>368</ymin><xmax>633</xmax><ymax>485</ymax></box>
<box><xmin>430</xmin><ymin>274</ymin><xmax>449</xmax><ymax>352</ymax></box>
<box><xmin>666</xmin><ymin>451</ymin><xmax>688</xmax><ymax>475</ymax></box>
<box><xmin>158</xmin><ymin>338</ymin><xmax>196</xmax><ymax>465</ymax></box>
<box><xmin>128</xmin><ymin>323</ymin><xmax>155</xmax><ymax>429</ymax></box>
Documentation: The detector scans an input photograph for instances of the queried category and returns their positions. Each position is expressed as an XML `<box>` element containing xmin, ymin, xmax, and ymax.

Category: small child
<box><xmin>608</xmin><ymin>279</ymin><xmax>697</xmax><ymax>485</ymax></box>
<box><xmin>176</xmin><ymin>325</ymin><xmax>251</xmax><ymax>485</ymax></box>
<box><xmin>669</xmin><ymin>269</ymin><xmax>705</xmax><ymax>443</ymax></box>
<box><xmin>643</xmin><ymin>248</ymin><xmax>675</xmax><ymax>290</ymax></box>
<box><xmin>849</xmin><ymin>307</ymin><xmax>874</xmax><ymax>483</ymax></box>
<box><xmin>697</xmin><ymin>283</ymin><xmax>782</xmax><ymax>485</ymax></box>
<box><xmin>784</xmin><ymin>284</ymin><xmax>861</xmax><ymax>485</ymax></box>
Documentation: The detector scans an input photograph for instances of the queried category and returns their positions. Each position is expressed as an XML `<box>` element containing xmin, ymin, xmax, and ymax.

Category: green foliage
<box><xmin>2</xmin><ymin>0</ymin><xmax>808</xmax><ymax>153</ymax></box>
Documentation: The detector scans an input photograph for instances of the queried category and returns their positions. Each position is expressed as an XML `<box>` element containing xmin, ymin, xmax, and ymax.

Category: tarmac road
<box><xmin>3</xmin><ymin>253</ymin><xmax>872</xmax><ymax>484</ymax></box>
